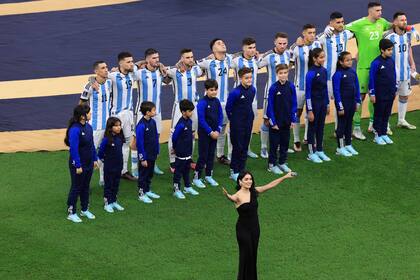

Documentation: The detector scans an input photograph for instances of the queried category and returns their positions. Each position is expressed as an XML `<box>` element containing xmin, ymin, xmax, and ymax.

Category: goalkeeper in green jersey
<box><xmin>345</xmin><ymin>2</ymin><xmax>392</xmax><ymax>140</ymax></box>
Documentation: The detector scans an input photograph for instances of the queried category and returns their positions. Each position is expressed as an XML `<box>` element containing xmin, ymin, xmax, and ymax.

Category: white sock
<box><xmin>260</xmin><ymin>125</ymin><xmax>269</xmax><ymax>150</ymax></box>
<box><xmin>293</xmin><ymin>120</ymin><xmax>300</xmax><ymax>143</ymax></box>
<box><xmin>308</xmin><ymin>144</ymin><xmax>314</xmax><ymax>154</ymax></box>
<box><xmin>122</xmin><ymin>142</ymin><xmax>130</xmax><ymax>174</ymax></box>
<box><xmin>339</xmin><ymin>138</ymin><xmax>345</xmax><ymax>149</ymax></box>
<box><xmin>248</xmin><ymin>134</ymin><xmax>253</xmax><ymax>152</ymax></box>
<box><xmin>131</xmin><ymin>150</ymin><xmax>138</xmax><ymax>174</ymax></box>
<box><xmin>217</xmin><ymin>125</ymin><xmax>227</xmax><ymax>157</ymax></box>
<box><xmin>398</xmin><ymin>99</ymin><xmax>408</xmax><ymax>121</ymax></box>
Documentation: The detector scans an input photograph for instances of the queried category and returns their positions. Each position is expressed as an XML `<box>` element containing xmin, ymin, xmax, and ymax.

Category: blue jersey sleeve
<box><xmin>225</xmin><ymin>88</ymin><xmax>240</xmax><ymax>119</ymax></box>
<box><xmin>217</xmin><ymin>99</ymin><xmax>223</xmax><ymax>132</ymax></box>
<box><xmin>172</xmin><ymin>122</ymin><xmax>185</xmax><ymax>149</ymax></box>
<box><xmin>97</xmin><ymin>137</ymin><xmax>108</xmax><ymax>161</ymax></box>
<box><xmin>197</xmin><ymin>99</ymin><xmax>212</xmax><ymax>135</ymax></box>
<box><xmin>368</xmin><ymin>59</ymin><xmax>380</xmax><ymax>96</ymax></box>
<box><xmin>69</xmin><ymin>126</ymin><xmax>81</xmax><ymax>168</ymax></box>
<box><xmin>136</xmin><ymin>123</ymin><xmax>147</xmax><ymax>161</ymax></box>
<box><xmin>332</xmin><ymin>71</ymin><xmax>344</xmax><ymax>111</ymax></box>
<box><xmin>266</xmin><ymin>83</ymin><xmax>277</xmax><ymax>126</ymax></box>
<box><xmin>290</xmin><ymin>83</ymin><xmax>298</xmax><ymax>123</ymax></box>
<box><xmin>305</xmin><ymin>70</ymin><xmax>315</xmax><ymax>111</ymax></box>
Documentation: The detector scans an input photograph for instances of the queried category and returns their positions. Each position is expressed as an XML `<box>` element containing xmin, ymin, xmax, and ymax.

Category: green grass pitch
<box><xmin>1</xmin><ymin>112</ymin><xmax>420</xmax><ymax>279</ymax></box>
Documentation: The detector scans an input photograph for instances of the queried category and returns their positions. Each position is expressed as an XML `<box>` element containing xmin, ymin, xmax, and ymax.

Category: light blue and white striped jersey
<box><xmin>136</xmin><ymin>68</ymin><xmax>164</xmax><ymax>114</ymax></box>
<box><xmin>80</xmin><ymin>79</ymin><xmax>112</xmax><ymax>130</ymax></box>
<box><xmin>108</xmin><ymin>69</ymin><xmax>140</xmax><ymax>115</ymax></box>
<box><xmin>385</xmin><ymin>31</ymin><xmax>412</xmax><ymax>81</ymax></box>
<box><xmin>167</xmin><ymin>65</ymin><xmax>203</xmax><ymax>103</ymax></box>
<box><xmin>197</xmin><ymin>54</ymin><xmax>233</xmax><ymax>103</ymax></box>
<box><xmin>318</xmin><ymin>30</ymin><xmax>354</xmax><ymax>80</ymax></box>
<box><xmin>258</xmin><ymin>49</ymin><xmax>292</xmax><ymax>97</ymax></box>
<box><xmin>231</xmin><ymin>55</ymin><xmax>261</xmax><ymax>92</ymax></box>
<box><xmin>291</xmin><ymin>40</ymin><xmax>322</xmax><ymax>92</ymax></box>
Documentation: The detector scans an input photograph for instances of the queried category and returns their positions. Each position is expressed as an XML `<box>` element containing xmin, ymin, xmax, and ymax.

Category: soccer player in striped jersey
<box><xmin>231</xmin><ymin>37</ymin><xmax>261</xmax><ymax>159</ymax></box>
<box><xmin>166</xmin><ymin>48</ymin><xmax>203</xmax><ymax>171</ymax></box>
<box><xmin>318</xmin><ymin>12</ymin><xmax>354</xmax><ymax>99</ymax></box>
<box><xmin>197</xmin><ymin>38</ymin><xmax>233</xmax><ymax>165</ymax></box>
<box><xmin>290</xmin><ymin>24</ymin><xmax>321</xmax><ymax>151</ymax></box>
<box><xmin>258</xmin><ymin>32</ymin><xmax>292</xmax><ymax>158</ymax></box>
<box><xmin>134</xmin><ymin>48</ymin><xmax>169</xmax><ymax>175</ymax></box>
<box><xmin>80</xmin><ymin>61</ymin><xmax>112</xmax><ymax>186</ymax></box>
<box><xmin>107</xmin><ymin>52</ymin><xmax>140</xmax><ymax>182</ymax></box>
<box><xmin>385</xmin><ymin>12</ymin><xmax>420</xmax><ymax>130</ymax></box>
<box><xmin>318</xmin><ymin>12</ymin><xmax>354</xmax><ymax>131</ymax></box>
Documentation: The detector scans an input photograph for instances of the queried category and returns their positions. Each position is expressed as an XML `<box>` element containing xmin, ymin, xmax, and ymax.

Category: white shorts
<box><xmin>327</xmin><ymin>80</ymin><xmax>334</xmax><ymax>99</ymax></box>
<box><xmin>93</xmin><ymin>129</ymin><xmax>105</xmax><ymax>148</ymax></box>
<box><xmin>297</xmin><ymin>90</ymin><xmax>305</xmax><ymax>109</ymax></box>
<box><xmin>134</xmin><ymin>112</ymin><xmax>162</xmax><ymax>135</ymax></box>
<box><xmin>397</xmin><ymin>80</ymin><xmax>412</xmax><ymax>97</ymax></box>
<box><xmin>171</xmin><ymin>102</ymin><xmax>198</xmax><ymax>131</ymax></box>
<box><xmin>115</xmin><ymin>110</ymin><xmax>133</xmax><ymax>139</ymax></box>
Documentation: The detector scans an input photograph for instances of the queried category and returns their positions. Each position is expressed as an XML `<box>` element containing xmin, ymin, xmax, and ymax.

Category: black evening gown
<box><xmin>236</xmin><ymin>190</ymin><xmax>260</xmax><ymax>280</ymax></box>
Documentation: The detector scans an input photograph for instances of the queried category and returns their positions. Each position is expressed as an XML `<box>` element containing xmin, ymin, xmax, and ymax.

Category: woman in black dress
<box><xmin>223</xmin><ymin>171</ymin><xmax>293</xmax><ymax>280</ymax></box>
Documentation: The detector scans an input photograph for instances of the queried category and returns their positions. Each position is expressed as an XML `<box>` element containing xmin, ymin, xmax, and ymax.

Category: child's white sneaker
<box><xmin>67</xmin><ymin>213</ymin><xmax>82</xmax><ymax>223</ymax></box>
<box><xmin>80</xmin><ymin>210</ymin><xmax>96</xmax><ymax>220</ymax></box>
<box><xmin>184</xmin><ymin>187</ymin><xmax>199</xmax><ymax>196</ymax></box>
<box><xmin>112</xmin><ymin>202</ymin><xmax>125</xmax><ymax>211</ymax></box>
<box><xmin>104</xmin><ymin>204</ymin><xmax>114</xmax><ymax>213</ymax></box>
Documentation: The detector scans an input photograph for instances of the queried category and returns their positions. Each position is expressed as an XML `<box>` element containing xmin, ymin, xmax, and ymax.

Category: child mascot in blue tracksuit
<box><xmin>97</xmin><ymin>117</ymin><xmax>125</xmax><ymax>213</ymax></box>
<box><xmin>226</xmin><ymin>67</ymin><xmax>256</xmax><ymax>181</ymax></box>
<box><xmin>369</xmin><ymin>39</ymin><xmax>397</xmax><ymax>145</ymax></box>
<box><xmin>172</xmin><ymin>99</ymin><xmax>199</xmax><ymax>199</ymax></box>
<box><xmin>305</xmin><ymin>48</ymin><xmax>331</xmax><ymax>163</ymax></box>
<box><xmin>193</xmin><ymin>79</ymin><xmax>224</xmax><ymax>188</ymax></box>
<box><xmin>266</xmin><ymin>64</ymin><xmax>297</xmax><ymax>174</ymax></box>
<box><xmin>136</xmin><ymin>101</ymin><xmax>161</xmax><ymax>204</ymax></box>
<box><xmin>332</xmin><ymin>51</ymin><xmax>362</xmax><ymax>157</ymax></box>
<box><xmin>65</xmin><ymin>104</ymin><xmax>98</xmax><ymax>223</ymax></box>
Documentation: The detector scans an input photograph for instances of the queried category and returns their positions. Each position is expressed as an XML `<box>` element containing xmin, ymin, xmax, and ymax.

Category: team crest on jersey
<box><xmin>184</xmin><ymin>127</ymin><xmax>188</xmax><ymax>130</ymax></box>
<box><xmin>81</xmin><ymin>132</ymin><xmax>85</xmax><ymax>135</ymax></box>
<box><xmin>240</xmin><ymin>95</ymin><xmax>245</xmax><ymax>99</ymax></box>
<box><xmin>380</xmin><ymin>65</ymin><xmax>385</xmax><ymax>69</ymax></box>
<box><xmin>343</xmin><ymin>75</ymin><xmax>347</xmax><ymax>78</ymax></box>
<box><xmin>316</xmin><ymin>73</ymin><xmax>320</xmax><ymax>77</ymax></box>
<box><xmin>146</xmin><ymin>128</ymin><xmax>149</xmax><ymax>131</ymax></box>
<box><xmin>276</xmin><ymin>91</ymin><xmax>282</xmax><ymax>95</ymax></box>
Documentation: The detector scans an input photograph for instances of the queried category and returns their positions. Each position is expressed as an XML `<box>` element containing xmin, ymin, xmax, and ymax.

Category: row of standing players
<box><xmin>66</xmin><ymin>10</ymin><xmax>420</xmax><ymax>222</ymax></box>
<box><xmin>66</xmin><ymin>37</ymin><xmax>404</xmax><ymax>222</ymax></box>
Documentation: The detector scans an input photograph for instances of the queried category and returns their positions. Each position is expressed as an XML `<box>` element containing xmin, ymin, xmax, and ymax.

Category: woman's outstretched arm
<box><xmin>255</xmin><ymin>172</ymin><xmax>294</xmax><ymax>194</ymax></box>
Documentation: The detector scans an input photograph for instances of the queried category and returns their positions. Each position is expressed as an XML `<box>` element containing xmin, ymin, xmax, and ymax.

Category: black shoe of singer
<box><xmin>217</xmin><ymin>155</ymin><xmax>231</xmax><ymax>165</ymax></box>
<box><xmin>121</xmin><ymin>172</ymin><xmax>137</xmax><ymax>181</ymax></box>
